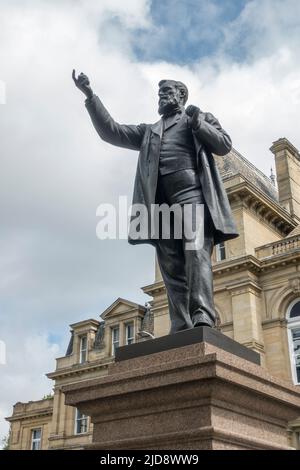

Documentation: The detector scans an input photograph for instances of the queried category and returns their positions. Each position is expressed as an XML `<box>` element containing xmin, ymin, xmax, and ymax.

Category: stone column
<box><xmin>229</xmin><ymin>283</ymin><xmax>265</xmax><ymax>362</ymax></box>
<box><xmin>270</xmin><ymin>138</ymin><xmax>300</xmax><ymax>221</ymax></box>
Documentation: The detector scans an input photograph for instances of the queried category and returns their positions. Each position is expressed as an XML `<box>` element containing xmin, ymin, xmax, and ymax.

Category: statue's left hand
<box><xmin>186</xmin><ymin>105</ymin><xmax>204</xmax><ymax>130</ymax></box>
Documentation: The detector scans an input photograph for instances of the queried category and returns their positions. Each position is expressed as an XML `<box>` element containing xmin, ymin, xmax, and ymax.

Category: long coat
<box><xmin>86</xmin><ymin>95</ymin><xmax>238</xmax><ymax>246</ymax></box>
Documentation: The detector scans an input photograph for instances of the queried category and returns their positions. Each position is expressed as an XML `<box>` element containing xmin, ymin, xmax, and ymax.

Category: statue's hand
<box><xmin>186</xmin><ymin>105</ymin><xmax>204</xmax><ymax>130</ymax></box>
<box><xmin>72</xmin><ymin>69</ymin><xmax>93</xmax><ymax>99</ymax></box>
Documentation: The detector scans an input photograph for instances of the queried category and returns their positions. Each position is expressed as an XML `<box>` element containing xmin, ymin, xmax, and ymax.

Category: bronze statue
<box><xmin>72</xmin><ymin>70</ymin><xmax>238</xmax><ymax>333</ymax></box>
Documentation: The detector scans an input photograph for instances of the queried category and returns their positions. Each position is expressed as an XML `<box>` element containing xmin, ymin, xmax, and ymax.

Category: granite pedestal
<box><xmin>63</xmin><ymin>327</ymin><xmax>300</xmax><ymax>450</ymax></box>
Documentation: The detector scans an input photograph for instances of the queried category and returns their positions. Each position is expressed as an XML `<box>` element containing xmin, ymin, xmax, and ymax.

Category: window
<box><xmin>80</xmin><ymin>335</ymin><xmax>87</xmax><ymax>363</ymax></box>
<box><xmin>290</xmin><ymin>302</ymin><xmax>300</xmax><ymax>319</ymax></box>
<box><xmin>111</xmin><ymin>326</ymin><xmax>119</xmax><ymax>356</ymax></box>
<box><xmin>125</xmin><ymin>323</ymin><xmax>134</xmax><ymax>345</ymax></box>
<box><xmin>216</xmin><ymin>242</ymin><xmax>226</xmax><ymax>261</ymax></box>
<box><xmin>290</xmin><ymin>328</ymin><xmax>300</xmax><ymax>384</ymax></box>
<box><xmin>75</xmin><ymin>408</ymin><xmax>88</xmax><ymax>435</ymax></box>
<box><xmin>31</xmin><ymin>428</ymin><xmax>41</xmax><ymax>450</ymax></box>
<box><xmin>287</xmin><ymin>299</ymin><xmax>300</xmax><ymax>385</ymax></box>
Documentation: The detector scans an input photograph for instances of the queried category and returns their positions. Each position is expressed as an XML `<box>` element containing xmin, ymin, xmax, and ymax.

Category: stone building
<box><xmin>6</xmin><ymin>138</ymin><xmax>300</xmax><ymax>450</ymax></box>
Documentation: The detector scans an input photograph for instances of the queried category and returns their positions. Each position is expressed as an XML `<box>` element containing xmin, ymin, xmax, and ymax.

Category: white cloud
<box><xmin>222</xmin><ymin>0</ymin><xmax>300</xmax><ymax>61</ymax></box>
<box><xmin>0</xmin><ymin>0</ymin><xmax>154</xmax><ymax>445</ymax></box>
<box><xmin>0</xmin><ymin>334</ymin><xmax>60</xmax><ymax>444</ymax></box>
<box><xmin>138</xmin><ymin>0</ymin><xmax>300</xmax><ymax>175</ymax></box>
<box><xmin>0</xmin><ymin>80</ymin><xmax>6</xmax><ymax>104</ymax></box>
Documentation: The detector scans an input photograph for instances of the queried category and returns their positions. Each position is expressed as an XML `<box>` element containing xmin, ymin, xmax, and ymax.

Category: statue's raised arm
<box><xmin>72</xmin><ymin>69</ymin><xmax>146</xmax><ymax>151</ymax></box>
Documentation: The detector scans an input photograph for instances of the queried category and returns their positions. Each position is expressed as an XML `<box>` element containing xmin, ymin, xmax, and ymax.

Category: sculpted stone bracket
<box><xmin>290</xmin><ymin>278</ymin><xmax>300</xmax><ymax>295</ymax></box>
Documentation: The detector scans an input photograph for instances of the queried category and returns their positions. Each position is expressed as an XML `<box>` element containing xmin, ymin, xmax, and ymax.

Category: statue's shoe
<box><xmin>192</xmin><ymin>311</ymin><xmax>215</xmax><ymax>328</ymax></box>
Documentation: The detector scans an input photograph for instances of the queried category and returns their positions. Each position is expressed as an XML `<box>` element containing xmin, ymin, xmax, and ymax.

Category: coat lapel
<box><xmin>150</xmin><ymin>111</ymin><xmax>184</xmax><ymax>137</ymax></box>
<box><xmin>150</xmin><ymin>119</ymin><xmax>163</xmax><ymax>138</ymax></box>
<box><xmin>163</xmin><ymin>113</ymin><xmax>182</xmax><ymax>131</ymax></box>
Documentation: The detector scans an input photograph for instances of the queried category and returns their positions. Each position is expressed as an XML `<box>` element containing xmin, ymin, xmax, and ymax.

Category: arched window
<box><xmin>287</xmin><ymin>299</ymin><xmax>300</xmax><ymax>385</ymax></box>
<box><xmin>290</xmin><ymin>301</ymin><xmax>300</xmax><ymax>319</ymax></box>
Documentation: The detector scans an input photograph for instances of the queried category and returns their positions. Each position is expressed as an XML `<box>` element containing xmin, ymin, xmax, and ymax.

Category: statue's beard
<box><xmin>158</xmin><ymin>98</ymin><xmax>181</xmax><ymax>116</ymax></box>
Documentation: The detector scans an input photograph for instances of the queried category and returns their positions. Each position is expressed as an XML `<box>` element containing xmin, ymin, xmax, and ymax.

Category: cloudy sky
<box><xmin>1</xmin><ymin>0</ymin><xmax>300</xmax><ymax>444</ymax></box>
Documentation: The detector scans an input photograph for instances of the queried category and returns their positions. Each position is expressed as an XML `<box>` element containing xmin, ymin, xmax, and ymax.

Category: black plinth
<box><xmin>115</xmin><ymin>326</ymin><xmax>260</xmax><ymax>365</ymax></box>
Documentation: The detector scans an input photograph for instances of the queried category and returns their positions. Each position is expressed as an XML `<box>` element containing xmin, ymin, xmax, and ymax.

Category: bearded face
<box><xmin>158</xmin><ymin>82</ymin><xmax>183</xmax><ymax>116</ymax></box>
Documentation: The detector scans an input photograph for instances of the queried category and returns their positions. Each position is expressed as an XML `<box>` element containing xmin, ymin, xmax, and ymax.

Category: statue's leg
<box><xmin>184</xmin><ymin>204</ymin><xmax>216</xmax><ymax>328</ymax></box>
<box><xmin>155</xmin><ymin>238</ymin><xmax>193</xmax><ymax>334</ymax></box>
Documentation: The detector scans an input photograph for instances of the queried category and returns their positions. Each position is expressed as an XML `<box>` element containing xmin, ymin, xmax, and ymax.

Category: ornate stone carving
<box><xmin>290</xmin><ymin>278</ymin><xmax>300</xmax><ymax>294</ymax></box>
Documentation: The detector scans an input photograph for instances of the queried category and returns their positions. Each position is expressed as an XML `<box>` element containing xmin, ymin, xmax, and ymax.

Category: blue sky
<box><xmin>132</xmin><ymin>0</ymin><xmax>248</xmax><ymax>63</ymax></box>
<box><xmin>1</xmin><ymin>0</ymin><xmax>300</xmax><ymax>444</ymax></box>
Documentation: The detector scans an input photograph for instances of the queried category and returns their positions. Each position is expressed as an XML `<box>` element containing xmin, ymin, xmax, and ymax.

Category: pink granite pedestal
<box><xmin>63</xmin><ymin>342</ymin><xmax>300</xmax><ymax>450</ymax></box>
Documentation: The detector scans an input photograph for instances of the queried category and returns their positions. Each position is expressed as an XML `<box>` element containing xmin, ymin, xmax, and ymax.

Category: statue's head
<box><xmin>158</xmin><ymin>79</ymin><xmax>188</xmax><ymax>116</ymax></box>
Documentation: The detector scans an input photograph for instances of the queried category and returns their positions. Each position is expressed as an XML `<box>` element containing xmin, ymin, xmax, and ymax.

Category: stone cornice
<box><xmin>48</xmin><ymin>431</ymin><xmax>92</xmax><ymax>442</ymax></box>
<box><xmin>69</xmin><ymin>319</ymin><xmax>100</xmax><ymax>330</ymax></box>
<box><xmin>47</xmin><ymin>359</ymin><xmax>112</xmax><ymax>381</ymax></box>
<box><xmin>148</xmin><ymin>254</ymin><xmax>300</xmax><ymax>292</ymax></box>
<box><xmin>220</xmin><ymin>321</ymin><xmax>233</xmax><ymax>330</ymax></box>
<box><xmin>226</xmin><ymin>177</ymin><xmax>296</xmax><ymax>235</ymax></box>
<box><xmin>142</xmin><ymin>280</ymin><xmax>165</xmax><ymax>297</ymax></box>
<box><xmin>270</xmin><ymin>138</ymin><xmax>300</xmax><ymax>160</ymax></box>
<box><xmin>6</xmin><ymin>409</ymin><xmax>53</xmax><ymax>422</ymax></box>
<box><xmin>213</xmin><ymin>250</ymin><xmax>300</xmax><ymax>277</ymax></box>
<box><xmin>213</xmin><ymin>255</ymin><xmax>261</xmax><ymax>276</ymax></box>
<box><xmin>225</xmin><ymin>279</ymin><xmax>262</xmax><ymax>297</ymax></box>
<box><xmin>262</xmin><ymin>318</ymin><xmax>288</xmax><ymax>329</ymax></box>
<box><xmin>260</xmin><ymin>251</ymin><xmax>300</xmax><ymax>271</ymax></box>
<box><xmin>242</xmin><ymin>340</ymin><xmax>265</xmax><ymax>353</ymax></box>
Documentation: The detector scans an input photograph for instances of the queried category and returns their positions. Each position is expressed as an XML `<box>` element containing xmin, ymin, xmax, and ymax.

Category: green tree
<box><xmin>1</xmin><ymin>432</ymin><xmax>10</xmax><ymax>450</ymax></box>
<box><xmin>42</xmin><ymin>393</ymin><xmax>53</xmax><ymax>400</ymax></box>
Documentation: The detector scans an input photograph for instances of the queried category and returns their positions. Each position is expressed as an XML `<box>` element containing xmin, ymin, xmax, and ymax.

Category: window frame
<box><xmin>74</xmin><ymin>408</ymin><xmax>88</xmax><ymax>435</ymax></box>
<box><xmin>216</xmin><ymin>242</ymin><xmax>226</xmax><ymax>262</ymax></box>
<box><xmin>111</xmin><ymin>326</ymin><xmax>120</xmax><ymax>356</ymax></box>
<box><xmin>125</xmin><ymin>323</ymin><xmax>135</xmax><ymax>345</ymax></box>
<box><xmin>31</xmin><ymin>428</ymin><xmax>42</xmax><ymax>450</ymax></box>
<box><xmin>287</xmin><ymin>298</ymin><xmax>300</xmax><ymax>385</ymax></box>
<box><xmin>79</xmin><ymin>335</ymin><xmax>88</xmax><ymax>364</ymax></box>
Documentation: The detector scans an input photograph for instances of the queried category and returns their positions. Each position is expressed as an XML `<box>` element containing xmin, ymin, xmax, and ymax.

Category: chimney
<box><xmin>270</xmin><ymin>138</ymin><xmax>300</xmax><ymax>222</ymax></box>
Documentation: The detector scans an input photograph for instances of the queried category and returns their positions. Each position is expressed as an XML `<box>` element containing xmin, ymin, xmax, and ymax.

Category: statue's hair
<box><xmin>158</xmin><ymin>79</ymin><xmax>189</xmax><ymax>105</ymax></box>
